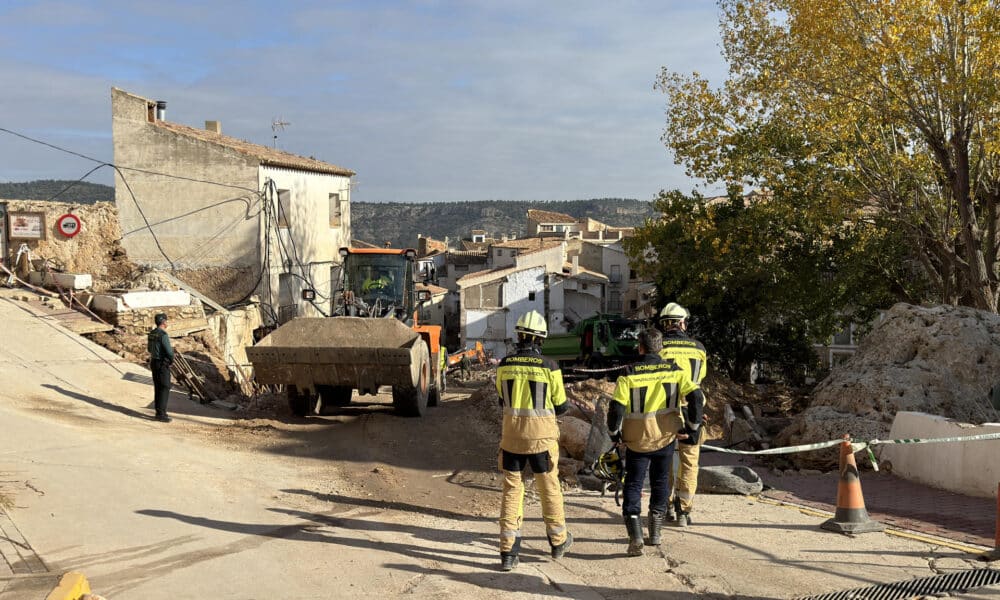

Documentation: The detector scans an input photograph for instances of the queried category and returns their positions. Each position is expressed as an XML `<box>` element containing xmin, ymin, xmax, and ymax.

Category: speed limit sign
<box><xmin>57</xmin><ymin>213</ymin><xmax>82</xmax><ymax>238</ymax></box>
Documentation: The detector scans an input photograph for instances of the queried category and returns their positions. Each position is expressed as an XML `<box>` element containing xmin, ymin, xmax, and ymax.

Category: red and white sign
<box><xmin>56</xmin><ymin>213</ymin><xmax>82</xmax><ymax>238</ymax></box>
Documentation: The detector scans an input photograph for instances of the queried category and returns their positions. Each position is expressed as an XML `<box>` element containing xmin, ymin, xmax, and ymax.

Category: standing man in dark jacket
<box><xmin>608</xmin><ymin>328</ymin><xmax>703</xmax><ymax>556</ymax></box>
<box><xmin>147</xmin><ymin>313</ymin><xmax>174</xmax><ymax>422</ymax></box>
<box><xmin>658</xmin><ymin>302</ymin><xmax>708</xmax><ymax>527</ymax></box>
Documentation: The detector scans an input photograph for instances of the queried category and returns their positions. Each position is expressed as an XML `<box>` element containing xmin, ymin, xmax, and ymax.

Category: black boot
<box><xmin>665</xmin><ymin>498</ymin><xmax>677</xmax><ymax>522</ymax></box>
<box><xmin>500</xmin><ymin>538</ymin><xmax>520</xmax><ymax>571</ymax></box>
<box><xmin>648</xmin><ymin>510</ymin><xmax>664</xmax><ymax>546</ymax></box>
<box><xmin>550</xmin><ymin>531</ymin><xmax>573</xmax><ymax>559</ymax></box>
<box><xmin>624</xmin><ymin>515</ymin><xmax>644</xmax><ymax>557</ymax></box>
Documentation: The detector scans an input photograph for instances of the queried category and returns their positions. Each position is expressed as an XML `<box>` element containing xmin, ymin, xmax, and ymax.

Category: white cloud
<box><xmin>0</xmin><ymin>1</ymin><xmax>727</xmax><ymax>201</ymax></box>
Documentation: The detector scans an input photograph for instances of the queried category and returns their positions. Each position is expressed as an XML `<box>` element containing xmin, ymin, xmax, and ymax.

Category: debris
<box><xmin>697</xmin><ymin>466</ymin><xmax>764</xmax><ymax>495</ymax></box>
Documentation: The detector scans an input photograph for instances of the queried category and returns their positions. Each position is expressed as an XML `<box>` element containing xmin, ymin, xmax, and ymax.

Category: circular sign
<box><xmin>57</xmin><ymin>213</ymin><xmax>82</xmax><ymax>238</ymax></box>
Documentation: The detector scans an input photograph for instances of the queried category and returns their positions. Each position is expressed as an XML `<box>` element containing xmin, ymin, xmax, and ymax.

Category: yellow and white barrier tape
<box><xmin>701</xmin><ymin>431</ymin><xmax>1000</xmax><ymax>471</ymax></box>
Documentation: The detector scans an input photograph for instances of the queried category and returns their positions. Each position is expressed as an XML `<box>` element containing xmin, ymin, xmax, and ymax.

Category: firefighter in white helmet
<box><xmin>658</xmin><ymin>302</ymin><xmax>708</xmax><ymax>527</ymax></box>
<box><xmin>494</xmin><ymin>310</ymin><xmax>572</xmax><ymax>571</ymax></box>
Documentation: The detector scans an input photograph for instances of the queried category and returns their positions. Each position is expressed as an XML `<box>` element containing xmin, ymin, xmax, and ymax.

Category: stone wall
<box><xmin>96</xmin><ymin>301</ymin><xmax>207</xmax><ymax>336</ymax></box>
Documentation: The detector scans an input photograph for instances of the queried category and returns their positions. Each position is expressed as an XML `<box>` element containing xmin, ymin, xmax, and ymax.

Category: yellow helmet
<box><xmin>659</xmin><ymin>302</ymin><xmax>689</xmax><ymax>321</ymax></box>
<box><xmin>515</xmin><ymin>310</ymin><xmax>548</xmax><ymax>339</ymax></box>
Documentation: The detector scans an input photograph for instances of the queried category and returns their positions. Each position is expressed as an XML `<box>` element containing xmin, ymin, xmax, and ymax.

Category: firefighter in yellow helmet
<box><xmin>658</xmin><ymin>302</ymin><xmax>708</xmax><ymax>527</ymax></box>
<box><xmin>494</xmin><ymin>310</ymin><xmax>572</xmax><ymax>571</ymax></box>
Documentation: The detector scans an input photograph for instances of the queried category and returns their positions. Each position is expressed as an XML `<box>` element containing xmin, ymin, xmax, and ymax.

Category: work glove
<box><xmin>677</xmin><ymin>425</ymin><xmax>699</xmax><ymax>446</ymax></box>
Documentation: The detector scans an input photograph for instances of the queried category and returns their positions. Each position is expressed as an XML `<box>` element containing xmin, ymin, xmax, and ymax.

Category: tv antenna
<box><xmin>271</xmin><ymin>118</ymin><xmax>291</xmax><ymax>148</ymax></box>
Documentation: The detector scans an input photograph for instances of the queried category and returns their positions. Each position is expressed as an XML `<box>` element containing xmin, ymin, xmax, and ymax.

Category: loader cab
<box><xmin>336</xmin><ymin>248</ymin><xmax>418</xmax><ymax>320</ymax></box>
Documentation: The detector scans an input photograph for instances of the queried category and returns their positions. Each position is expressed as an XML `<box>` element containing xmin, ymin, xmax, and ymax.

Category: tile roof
<box><xmin>154</xmin><ymin>120</ymin><xmax>355</xmax><ymax>177</ymax></box>
<box><xmin>456</xmin><ymin>265</ymin><xmax>542</xmax><ymax>287</ymax></box>
<box><xmin>416</xmin><ymin>282</ymin><xmax>449</xmax><ymax>295</ymax></box>
<box><xmin>492</xmin><ymin>238</ymin><xmax>563</xmax><ymax>251</ymax></box>
<box><xmin>527</xmin><ymin>209</ymin><xmax>576</xmax><ymax>223</ymax></box>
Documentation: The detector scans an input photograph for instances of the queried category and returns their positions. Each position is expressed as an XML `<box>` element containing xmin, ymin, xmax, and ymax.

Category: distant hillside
<box><xmin>0</xmin><ymin>180</ymin><xmax>114</xmax><ymax>204</ymax></box>
<box><xmin>0</xmin><ymin>181</ymin><xmax>656</xmax><ymax>248</ymax></box>
<box><xmin>352</xmin><ymin>199</ymin><xmax>656</xmax><ymax>248</ymax></box>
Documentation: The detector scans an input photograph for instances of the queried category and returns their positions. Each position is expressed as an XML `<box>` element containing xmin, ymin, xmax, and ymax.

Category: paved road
<box><xmin>1</xmin><ymin>296</ymin><xmax>998</xmax><ymax>599</ymax></box>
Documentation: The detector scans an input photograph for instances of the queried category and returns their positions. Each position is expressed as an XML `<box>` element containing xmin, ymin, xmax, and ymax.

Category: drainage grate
<box><xmin>796</xmin><ymin>568</ymin><xmax>1000</xmax><ymax>600</ymax></box>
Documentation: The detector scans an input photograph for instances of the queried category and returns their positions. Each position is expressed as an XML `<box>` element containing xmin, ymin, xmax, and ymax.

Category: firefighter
<box><xmin>494</xmin><ymin>310</ymin><xmax>572</xmax><ymax>571</ymax></box>
<box><xmin>607</xmin><ymin>327</ymin><xmax>703</xmax><ymax>556</ymax></box>
<box><xmin>657</xmin><ymin>302</ymin><xmax>708</xmax><ymax>527</ymax></box>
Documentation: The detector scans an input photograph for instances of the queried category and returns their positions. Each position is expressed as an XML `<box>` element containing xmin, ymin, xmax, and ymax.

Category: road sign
<box><xmin>56</xmin><ymin>213</ymin><xmax>81</xmax><ymax>238</ymax></box>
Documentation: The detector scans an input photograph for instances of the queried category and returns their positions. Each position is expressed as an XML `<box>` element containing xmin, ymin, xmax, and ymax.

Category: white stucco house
<box><xmin>111</xmin><ymin>88</ymin><xmax>354</xmax><ymax>322</ymax></box>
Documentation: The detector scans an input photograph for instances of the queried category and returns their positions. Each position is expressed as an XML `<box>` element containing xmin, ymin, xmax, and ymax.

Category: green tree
<box><xmin>657</xmin><ymin>0</ymin><xmax>1000</xmax><ymax>311</ymax></box>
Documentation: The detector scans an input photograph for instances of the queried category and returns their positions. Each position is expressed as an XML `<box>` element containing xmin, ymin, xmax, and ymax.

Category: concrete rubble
<box><xmin>777</xmin><ymin>302</ymin><xmax>1000</xmax><ymax>469</ymax></box>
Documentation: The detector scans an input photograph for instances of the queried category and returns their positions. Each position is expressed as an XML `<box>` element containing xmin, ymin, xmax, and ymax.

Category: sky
<box><xmin>0</xmin><ymin>1</ymin><xmax>727</xmax><ymax>203</ymax></box>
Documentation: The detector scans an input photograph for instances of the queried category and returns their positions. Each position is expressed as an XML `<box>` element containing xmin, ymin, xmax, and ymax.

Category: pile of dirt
<box><xmin>776</xmin><ymin>303</ymin><xmax>1000</xmax><ymax>469</ymax></box>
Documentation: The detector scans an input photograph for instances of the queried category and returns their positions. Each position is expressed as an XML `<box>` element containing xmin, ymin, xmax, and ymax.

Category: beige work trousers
<box><xmin>498</xmin><ymin>441</ymin><xmax>567</xmax><ymax>553</ymax></box>
<box><xmin>669</xmin><ymin>427</ymin><xmax>705</xmax><ymax>513</ymax></box>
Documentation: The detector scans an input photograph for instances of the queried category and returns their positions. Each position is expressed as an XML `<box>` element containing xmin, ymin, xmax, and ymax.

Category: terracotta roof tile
<box><xmin>154</xmin><ymin>120</ymin><xmax>355</xmax><ymax>177</ymax></box>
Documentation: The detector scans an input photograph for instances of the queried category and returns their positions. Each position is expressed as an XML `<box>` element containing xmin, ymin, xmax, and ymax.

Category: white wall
<box><xmin>880</xmin><ymin>411</ymin><xmax>1000</xmax><ymax>498</ymax></box>
<box><xmin>259</xmin><ymin>166</ymin><xmax>351</xmax><ymax>320</ymax></box>
<box><xmin>461</xmin><ymin>266</ymin><xmax>547</xmax><ymax>358</ymax></box>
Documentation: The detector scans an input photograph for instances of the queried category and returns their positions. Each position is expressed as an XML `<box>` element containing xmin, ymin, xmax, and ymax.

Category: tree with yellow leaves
<box><xmin>658</xmin><ymin>0</ymin><xmax>1000</xmax><ymax>311</ymax></box>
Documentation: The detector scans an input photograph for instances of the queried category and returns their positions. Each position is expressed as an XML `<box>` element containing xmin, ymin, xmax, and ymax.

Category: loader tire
<box><xmin>287</xmin><ymin>386</ymin><xmax>317</xmax><ymax>417</ymax></box>
<box><xmin>393</xmin><ymin>342</ymin><xmax>430</xmax><ymax>417</ymax></box>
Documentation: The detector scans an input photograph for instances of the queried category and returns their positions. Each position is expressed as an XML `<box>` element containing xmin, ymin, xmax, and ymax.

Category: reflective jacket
<box><xmin>659</xmin><ymin>330</ymin><xmax>707</xmax><ymax>384</ymax></box>
<box><xmin>147</xmin><ymin>327</ymin><xmax>174</xmax><ymax>363</ymax></box>
<box><xmin>495</xmin><ymin>345</ymin><xmax>568</xmax><ymax>455</ymax></box>
<box><xmin>607</xmin><ymin>354</ymin><xmax>701</xmax><ymax>453</ymax></box>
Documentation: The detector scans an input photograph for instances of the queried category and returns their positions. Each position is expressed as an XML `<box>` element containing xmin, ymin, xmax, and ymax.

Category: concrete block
<box><xmin>92</xmin><ymin>295</ymin><xmax>124</xmax><ymax>313</ymax></box>
<box><xmin>121</xmin><ymin>290</ymin><xmax>190</xmax><ymax>309</ymax></box>
<box><xmin>880</xmin><ymin>411</ymin><xmax>1000</xmax><ymax>498</ymax></box>
<box><xmin>28</xmin><ymin>271</ymin><xmax>46</xmax><ymax>285</ymax></box>
<box><xmin>50</xmin><ymin>272</ymin><xmax>93</xmax><ymax>290</ymax></box>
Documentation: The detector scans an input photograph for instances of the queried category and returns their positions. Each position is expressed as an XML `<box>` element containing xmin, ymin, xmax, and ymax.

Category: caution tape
<box><xmin>701</xmin><ymin>430</ymin><xmax>1000</xmax><ymax>471</ymax></box>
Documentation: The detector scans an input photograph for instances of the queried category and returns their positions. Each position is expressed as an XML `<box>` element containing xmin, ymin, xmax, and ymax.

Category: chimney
<box><xmin>571</xmin><ymin>256</ymin><xmax>579</xmax><ymax>276</ymax></box>
<box><xmin>205</xmin><ymin>120</ymin><xmax>221</xmax><ymax>134</ymax></box>
<box><xmin>155</xmin><ymin>100</ymin><xmax>167</xmax><ymax>121</ymax></box>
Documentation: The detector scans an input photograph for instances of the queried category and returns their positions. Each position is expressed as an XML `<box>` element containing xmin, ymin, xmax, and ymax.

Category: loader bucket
<box><xmin>246</xmin><ymin>317</ymin><xmax>427</xmax><ymax>394</ymax></box>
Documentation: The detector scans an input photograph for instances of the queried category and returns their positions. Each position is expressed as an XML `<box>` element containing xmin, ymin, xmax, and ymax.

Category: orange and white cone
<box><xmin>821</xmin><ymin>435</ymin><xmax>884</xmax><ymax>534</ymax></box>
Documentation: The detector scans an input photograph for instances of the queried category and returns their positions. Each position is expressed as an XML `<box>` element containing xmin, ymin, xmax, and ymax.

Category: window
<box><xmin>630</xmin><ymin>299</ymin><xmax>637</xmax><ymax>310</ymax></box>
<box><xmin>629</xmin><ymin>269</ymin><xmax>637</xmax><ymax>280</ymax></box>
<box><xmin>329</xmin><ymin>193</ymin><xmax>342</xmax><ymax>228</ymax></box>
<box><xmin>528</xmin><ymin>291</ymin><xmax>536</xmax><ymax>301</ymax></box>
<box><xmin>496</xmin><ymin>249</ymin><xmax>503</xmax><ymax>257</ymax></box>
<box><xmin>609</xmin><ymin>264</ymin><xmax>621</xmax><ymax>283</ymax></box>
<box><xmin>609</xmin><ymin>292</ymin><xmax>623</xmax><ymax>312</ymax></box>
<box><xmin>277</xmin><ymin>189</ymin><xmax>291</xmax><ymax>228</ymax></box>
<box><xmin>278</xmin><ymin>272</ymin><xmax>297</xmax><ymax>323</ymax></box>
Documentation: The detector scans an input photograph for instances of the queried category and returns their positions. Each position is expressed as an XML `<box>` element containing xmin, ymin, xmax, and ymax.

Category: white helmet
<box><xmin>515</xmin><ymin>310</ymin><xmax>548</xmax><ymax>339</ymax></box>
<box><xmin>659</xmin><ymin>302</ymin><xmax>688</xmax><ymax>321</ymax></box>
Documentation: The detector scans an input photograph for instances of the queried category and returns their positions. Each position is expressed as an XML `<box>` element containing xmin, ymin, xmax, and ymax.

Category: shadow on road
<box><xmin>42</xmin><ymin>383</ymin><xmax>153</xmax><ymax>421</ymax></box>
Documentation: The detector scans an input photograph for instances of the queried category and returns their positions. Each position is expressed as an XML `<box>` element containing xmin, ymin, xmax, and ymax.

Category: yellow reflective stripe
<box><xmin>500</xmin><ymin>530</ymin><xmax>520</xmax><ymax>539</ymax></box>
<box><xmin>624</xmin><ymin>408</ymin><xmax>680</xmax><ymax>419</ymax></box>
<box><xmin>505</xmin><ymin>407</ymin><xmax>556</xmax><ymax>417</ymax></box>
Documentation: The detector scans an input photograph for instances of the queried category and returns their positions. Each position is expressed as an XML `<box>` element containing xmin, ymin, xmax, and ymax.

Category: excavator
<box><xmin>246</xmin><ymin>247</ymin><xmax>444</xmax><ymax>418</ymax></box>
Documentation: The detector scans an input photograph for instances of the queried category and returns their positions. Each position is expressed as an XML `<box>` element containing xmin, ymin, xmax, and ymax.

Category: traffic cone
<box><xmin>982</xmin><ymin>482</ymin><xmax>999</xmax><ymax>562</ymax></box>
<box><xmin>820</xmin><ymin>435</ymin><xmax>884</xmax><ymax>534</ymax></box>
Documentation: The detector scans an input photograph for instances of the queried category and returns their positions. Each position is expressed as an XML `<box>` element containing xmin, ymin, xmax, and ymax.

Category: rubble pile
<box><xmin>3</xmin><ymin>200</ymin><xmax>135</xmax><ymax>290</ymax></box>
<box><xmin>776</xmin><ymin>303</ymin><xmax>1000</xmax><ymax>469</ymax></box>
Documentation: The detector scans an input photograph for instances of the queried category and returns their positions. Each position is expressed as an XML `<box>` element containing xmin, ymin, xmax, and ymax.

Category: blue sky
<box><xmin>0</xmin><ymin>1</ymin><xmax>727</xmax><ymax>203</ymax></box>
